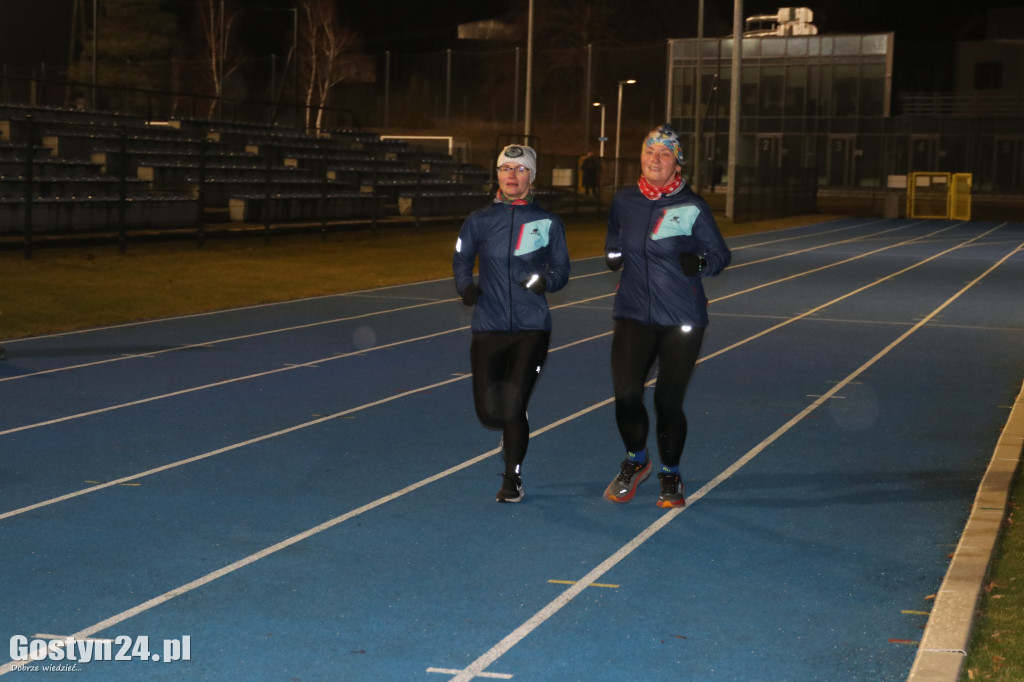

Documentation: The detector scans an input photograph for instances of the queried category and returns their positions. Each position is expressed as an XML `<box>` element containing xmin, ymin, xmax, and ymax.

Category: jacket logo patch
<box><xmin>514</xmin><ymin>219</ymin><xmax>552</xmax><ymax>255</ymax></box>
<box><xmin>651</xmin><ymin>205</ymin><xmax>699</xmax><ymax>240</ymax></box>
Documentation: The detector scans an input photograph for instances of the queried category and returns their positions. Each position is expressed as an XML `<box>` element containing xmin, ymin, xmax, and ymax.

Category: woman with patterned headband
<box><xmin>602</xmin><ymin>124</ymin><xmax>731</xmax><ymax>509</ymax></box>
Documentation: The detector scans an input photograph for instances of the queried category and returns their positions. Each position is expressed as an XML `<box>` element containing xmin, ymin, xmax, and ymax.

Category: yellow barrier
<box><xmin>908</xmin><ymin>172</ymin><xmax>972</xmax><ymax>220</ymax></box>
<box><xmin>951</xmin><ymin>173</ymin><xmax>972</xmax><ymax>220</ymax></box>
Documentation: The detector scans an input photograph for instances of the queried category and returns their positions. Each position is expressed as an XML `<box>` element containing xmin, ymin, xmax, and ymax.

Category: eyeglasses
<box><xmin>497</xmin><ymin>165</ymin><xmax>530</xmax><ymax>175</ymax></box>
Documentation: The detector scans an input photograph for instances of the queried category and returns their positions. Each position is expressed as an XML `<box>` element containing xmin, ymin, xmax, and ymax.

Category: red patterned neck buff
<box><xmin>638</xmin><ymin>173</ymin><xmax>684</xmax><ymax>200</ymax></box>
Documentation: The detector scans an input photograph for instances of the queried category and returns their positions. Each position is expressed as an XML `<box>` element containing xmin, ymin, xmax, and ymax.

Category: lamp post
<box><xmin>91</xmin><ymin>0</ymin><xmax>98</xmax><ymax>109</ymax></box>
<box><xmin>614</xmin><ymin>79</ymin><xmax>636</xmax><ymax>190</ymax></box>
<box><xmin>726</xmin><ymin>0</ymin><xmax>742</xmax><ymax>220</ymax></box>
<box><xmin>524</xmin><ymin>0</ymin><xmax>534</xmax><ymax>139</ymax></box>
<box><xmin>593</xmin><ymin>101</ymin><xmax>606</xmax><ymax>157</ymax></box>
<box><xmin>693</xmin><ymin>0</ymin><xmax>705</xmax><ymax>192</ymax></box>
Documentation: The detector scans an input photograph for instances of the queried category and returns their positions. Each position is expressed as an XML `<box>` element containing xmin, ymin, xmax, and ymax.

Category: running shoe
<box><xmin>656</xmin><ymin>473</ymin><xmax>685</xmax><ymax>508</ymax></box>
<box><xmin>496</xmin><ymin>473</ymin><xmax>523</xmax><ymax>503</ymax></box>
<box><xmin>603</xmin><ymin>459</ymin><xmax>652</xmax><ymax>503</ymax></box>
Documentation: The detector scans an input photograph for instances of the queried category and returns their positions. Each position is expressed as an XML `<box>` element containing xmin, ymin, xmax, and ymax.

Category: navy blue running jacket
<box><xmin>453</xmin><ymin>198</ymin><xmax>571</xmax><ymax>333</ymax></box>
<box><xmin>606</xmin><ymin>184</ymin><xmax>731</xmax><ymax>327</ymax></box>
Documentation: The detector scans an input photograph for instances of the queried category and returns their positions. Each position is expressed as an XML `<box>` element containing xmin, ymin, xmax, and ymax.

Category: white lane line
<box><xmin>2</xmin><ymin>276</ymin><xmax>458</xmax><ymax>343</ymax></box>
<box><xmin>729</xmin><ymin>220</ymin><xmax>922</xmax><ymax>265</ymax></box>
<box><xmin>0</xmin><ymin>325</ymin><xmax>468</xmax><ymax>436</ymax></box>
<box><xmin>442</xmin><ymin>234</ymin><xmax>1024</xmax><ymax>682</ymax></box>
<box><xmin>0</xmin><ymin>298</ymin><xmax>455</xmax><ymax>384</ymax></box>
<box><xmin>0</xmin><ymin>373</ymin><xmax>465</xmax><ymax>522</ymax></box>
<box><xmin>719</xmin><ymin>222</ymin><xmax>961</xmax><ymax>287</ymax></box>
<box><xmin>728</xmin><ymin>217</ymin><xmax>896</xmax><ymax>251</ymax></box>
<box><xmin>0</xmin><ymin>294</ymin><xmax>612</xmax><ymax>437</ymax></box>
<box><xmin>0</xmin><ymin>270</ymin><xmax>612</xmax><ymax>385</ymax></box>
<box><xmin>0</xmin><ymin>329</ymin><xmax>613</xmax><ymax>522</ymax></box>
<box><xmin>696</xmin><ymin>225</ymin><xmax>1002</xmax><ymax>364</ymax></box>
<box><xmin>426</xmin><ymin>669</ymin><xmax>512</xmax><ymax>680</ymax></box>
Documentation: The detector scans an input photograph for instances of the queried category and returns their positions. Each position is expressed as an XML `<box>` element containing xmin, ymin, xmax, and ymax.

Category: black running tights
<box><xmin>470</xmin><ymin>330</ymin><xmax>550</xmax><ymax>474</ymax></box>
<box><xmin>610</xmin><ymin>320</ymin><xmax>705</xmax><ymax>468</ymax></box>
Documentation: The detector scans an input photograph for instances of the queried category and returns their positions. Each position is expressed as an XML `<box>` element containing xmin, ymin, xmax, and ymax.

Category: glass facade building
<box><xmin>668</xmin><ymin>33</ymin><xmax>1024</xmax><ymax>193</ymax></box>
<box><xmin>668</xmin><ymin>34</ymin><xmax>893</xmax><ymax>189</ymax></box>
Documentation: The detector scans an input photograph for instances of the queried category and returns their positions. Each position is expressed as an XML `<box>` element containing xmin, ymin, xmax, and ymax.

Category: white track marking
<box><xmin>0</xmin><ymin>329</ymin><xmax>612</xmax><ymax>521</ymax></box>
<box><xmin>0</xmin><ymin>298</ymin><xmax>455</xmax><ymax>384</ymax></box>
<box><xmin>0</xmin><ymin>325</ymin><xmax>467</xmax><ymax>436</ymax></box>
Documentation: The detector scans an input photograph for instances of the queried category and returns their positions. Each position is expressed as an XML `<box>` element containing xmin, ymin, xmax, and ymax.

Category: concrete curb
<box><xmin>907</xmin><ymin>379</ymin><xmax>1024</xmax><ymax>681</ymax></box>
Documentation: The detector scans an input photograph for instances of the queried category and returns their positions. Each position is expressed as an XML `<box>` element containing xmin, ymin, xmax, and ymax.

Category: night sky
<box><xmin>0</xmin><ymin>0</ymin><xmax>1018</xmax><ymax>69</ymax></box>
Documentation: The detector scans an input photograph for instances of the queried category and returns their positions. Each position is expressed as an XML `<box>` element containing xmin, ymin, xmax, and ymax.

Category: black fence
<box><xmin>730</xmin><ymin>166</ymin><xmax>818</xmax><ymax>223</ymax></box>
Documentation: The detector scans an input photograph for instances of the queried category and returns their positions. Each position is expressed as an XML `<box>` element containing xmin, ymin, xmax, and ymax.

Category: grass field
<box><xmin>0</xmin><ymin>214</ymin><xmax>814</xmax><ymax>339</ymax></box>
<box><xmin>1</xmin><ymin>213</ymin><xmax>1020</xmax><ymax>680</ymax></box>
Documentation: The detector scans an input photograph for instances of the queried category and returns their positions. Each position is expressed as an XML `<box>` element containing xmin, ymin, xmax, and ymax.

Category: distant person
<box><xmin>580</xmin><ymin>151</ymin><xmax>601</xmax><ymax>198</ymax></box>
<box><xmin>602</xmin><ymin>124</ymin><xmax>731</xmax><ymax>508</ymax></box>
<box><xmin>0</xmin><ymin>345</ymin><xmax>5</xmax><ymax>361</ymax></box>
<box><xmin>452</xmin><ymin>144</ymin><xmax>571</xmax><ymax>503</ymax></box>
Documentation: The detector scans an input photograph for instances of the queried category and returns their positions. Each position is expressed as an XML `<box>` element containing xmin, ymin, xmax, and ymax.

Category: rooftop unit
<box><xmin>744</xmin><ymin>7</ymin><xmax>818</xmax><ymax>36</ymax></box>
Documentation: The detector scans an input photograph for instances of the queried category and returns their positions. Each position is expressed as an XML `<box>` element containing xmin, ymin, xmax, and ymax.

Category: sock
<box><xmin>661</xmin><ymin>464</ymin><xmax>680</xmax><ymax>477</ymax></box>
<box><xmin>627</xmin><ymin>448</ymin><xmax>647</xmax><ymax>465</ymax></box>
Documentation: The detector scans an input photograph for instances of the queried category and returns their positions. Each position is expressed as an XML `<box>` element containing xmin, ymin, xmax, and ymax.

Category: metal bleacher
<box><xmin>0</xmin><ymin>103</ymin><xmax>496</xmax><ymax>243</ymax></box>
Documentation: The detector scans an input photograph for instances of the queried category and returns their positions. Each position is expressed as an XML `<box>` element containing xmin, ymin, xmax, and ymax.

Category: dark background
<box><xmin>2</xmin><ymin>0</ymin><xmax>1018</xmax><ymax>68</ymax></box>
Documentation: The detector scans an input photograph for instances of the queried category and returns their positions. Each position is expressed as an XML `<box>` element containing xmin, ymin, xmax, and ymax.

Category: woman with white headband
<box><xmin>452</xmin><ymin>144</ymin><xmax>571</xmax><ymax>503</ymax></box>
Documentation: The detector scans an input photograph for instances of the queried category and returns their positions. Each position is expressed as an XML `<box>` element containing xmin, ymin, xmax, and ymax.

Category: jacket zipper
<box><xmin>645</xmin><ymin>201</ymin><xmax>657</xmax><ymax>325</ymax></box>
<box><xmin>507</xmin><ymin>205</ymin><xmax>517</xmax><ymax>331</ymax></box>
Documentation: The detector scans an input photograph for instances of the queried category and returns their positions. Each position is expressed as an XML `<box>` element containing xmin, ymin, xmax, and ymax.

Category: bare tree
<box><xmin>297</xmin><ymin>0</ymin><xmax>361</xmax><ymax>133</ymax></box>
<box><xmin>195</xmin><ymin>0</ymin><xmax>242</xmax><ymax>117</ymax></box>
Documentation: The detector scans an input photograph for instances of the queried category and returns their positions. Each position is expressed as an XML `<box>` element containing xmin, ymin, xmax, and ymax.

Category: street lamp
<box><xmin>614</xmin><ymin>79</ymin><xmax>636</xmax><ymax>189</ymax></box>
<box><xmin>593</xmin><ymin>101</ymin><xmax>606</xmax><ymax>157</ymax></box>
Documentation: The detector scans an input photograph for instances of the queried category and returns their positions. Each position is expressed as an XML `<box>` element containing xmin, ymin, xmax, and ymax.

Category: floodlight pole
<box><xmin>693</xmin><ymin>0</ymin><xmax>705</xmax><ymax>191</ymax></box>
<box><xmin>614</xmin><ymin>79</ymin><xmax>635</xmax><ymax>189</ymax></box>
<box><xmin>726</xmin><ymin>0</ymin><xmax>742</xmax><ymax>220</ymax></box>
<box><xmin>523</xmin><ymin>0</ymin><xmax>534</xmax><ymax>141</ymax></box>
<box><xmin>584</xmin><ymin>44</ymin><xmax>592</xmax><ymax>150</ymax></box>
<box><xmin>91</xmin><ymin>0</ymin><xmax>98</xmax><ymax>108</ymax></box>
<box><xmin>513</xmin><ymin>48</ymin><xmax>520</xmax><ymax>134</ymax></box>
<box><xmin>445</xmin><ymin>49</ymin><xmax>451</xmax><ymax>133</ymax></box>
<box><xmin>384</xmin><ymin>51</ymin><xmax>390</xmax><ymax>129</ymax></box>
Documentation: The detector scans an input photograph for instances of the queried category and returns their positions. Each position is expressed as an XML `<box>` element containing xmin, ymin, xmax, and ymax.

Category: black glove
<box><xmin>679</xmin><ymin>252</ymin><xmax>706</xmax><ymax>277</ymax></box>
<box><xmin>605</xmin><ymin>250</ymin><xmax>623</xmax><ymax>272</ymax></box>
<box><xmin>461</xmin><ymin>281</ymin><xmax>480</xmax><ymax>306</ymax></box>
<box><xmin>521</xmin><ymin>273</ymin><xmax>547</xmax><ymax>295</ymax></box>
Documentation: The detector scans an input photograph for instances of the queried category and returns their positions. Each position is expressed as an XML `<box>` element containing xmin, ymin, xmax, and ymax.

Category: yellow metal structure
<box><xmin>907</xmin><ymin>172</ymin><xmax>972</xmax><ymax>220</ymax></box>
<box><xmin>907</xmin><ymin>172</ymin><xmax>950</xmax><ymax>219</ymax></box>
<box><xmin>950</xmin><ymin>173</ymin><xmax>973</xmax><ymax>220</ymax></box>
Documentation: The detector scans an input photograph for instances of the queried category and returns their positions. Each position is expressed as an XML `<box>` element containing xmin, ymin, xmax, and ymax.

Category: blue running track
<box><xmin>1</xmin><ymin>217</ymin><xmax>1022</xmax><ymax>681</ymax></box>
